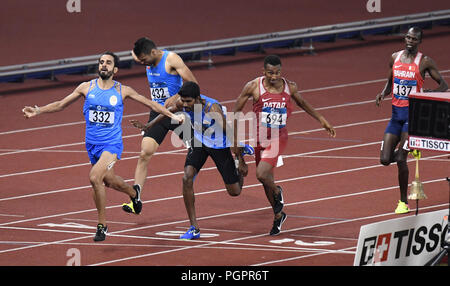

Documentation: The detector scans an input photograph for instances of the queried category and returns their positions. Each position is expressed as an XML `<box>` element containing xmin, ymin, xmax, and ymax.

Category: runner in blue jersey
<box><xmin>122</xmin><ymin>37</ymin><xmax>198</xmax><ymax>214</ymax></box>
<box><xmin>22</xmin><ymin>52</ymin><xmax>183</xmax><ymax>242</ymax></box>
<box><xmin>131</xmin><ymin>81</ymin><xmax>253</xmax><ymax>240</ymax></box>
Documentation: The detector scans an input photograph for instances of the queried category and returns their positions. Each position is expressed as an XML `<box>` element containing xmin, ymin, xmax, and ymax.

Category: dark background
<box><xmin>1</xmin><ymin>0</ymin><xmax>449</xmax><ymax>66</ymax></box>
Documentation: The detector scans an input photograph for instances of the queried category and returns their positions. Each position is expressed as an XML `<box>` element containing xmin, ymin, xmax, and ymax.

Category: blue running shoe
<box><xmin>180</xmin><ymin>226</ymin><xmax>200</xmax><ymax>240</ymax></box>
<box><xmin>242</xmin><ymin>144</ymin><xmax>254</xmax><ymax>156</ymax></box>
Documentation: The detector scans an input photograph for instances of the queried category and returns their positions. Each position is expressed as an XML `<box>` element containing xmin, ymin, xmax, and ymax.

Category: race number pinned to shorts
<box><xmin>89</xmin><ymin>105</ymin><xmax>114</xmax><ymax>126</ymax></box>
<box><xmin>261</xmin><ymin>107</ymin><xmax>287</xmax><ymax>129</ymax></box>
<box><xmin>150</xmin><ymin>82</ymin><xmax>170</xmax><ymax>102</ymax></box>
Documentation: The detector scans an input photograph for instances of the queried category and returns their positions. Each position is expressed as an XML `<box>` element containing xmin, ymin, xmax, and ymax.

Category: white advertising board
<box><xmin>354</xmin><ymin>209</ymin><xmax>448</xmax><ymax>266</ymax></box>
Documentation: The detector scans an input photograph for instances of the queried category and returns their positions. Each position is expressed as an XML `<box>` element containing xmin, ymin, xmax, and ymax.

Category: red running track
<box><xmin>0</xmin><ymin>27</ymin><xmax>449</xmax><ymax>268</ymax></box>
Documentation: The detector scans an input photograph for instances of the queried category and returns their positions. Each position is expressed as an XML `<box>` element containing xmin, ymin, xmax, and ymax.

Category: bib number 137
<box><xmin>395</xmin><ymin>84</ymin><xmax>413</xmax><ymax>96</ymax></box>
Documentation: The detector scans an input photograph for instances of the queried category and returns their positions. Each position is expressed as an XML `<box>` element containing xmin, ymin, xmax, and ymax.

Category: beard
<box><xmin>98</xmin><ymin>69</ymin><xmax>113</xmax><ymax>80</ymax></box>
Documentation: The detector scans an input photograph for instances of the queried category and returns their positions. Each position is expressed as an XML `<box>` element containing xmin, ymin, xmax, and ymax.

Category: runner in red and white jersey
<box><xmin>375</xmin><ymin>27</ymin><xmax>448</xmax><ymax>214</ymax></box>
<box><xmin>391</xmin><ymin>49</ymin><xmax>424</xmax><ymax>107</ymax></box>
<box><xmin>233</xmin><ymin>55</ymin><xmax>336</xmax><ymax>236</ymax></box>
<box><xmin>252</xmin><ymin>75</ymin><xmax>293</xmax><ymax>165</ymax></box>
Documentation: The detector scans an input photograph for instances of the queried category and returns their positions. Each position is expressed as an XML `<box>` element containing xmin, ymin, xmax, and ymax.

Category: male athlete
<box><xmin>375</xmin><ymin>27</ymin><xmax>448</xmax><ymax>214</ymax></box>
<box><xmin>233</xmin><ymin>55</ymin><xmax>336</xmax><ymax>235</ymax></box>
<box><xmin>22</xmin><ymin>52</ymin><xmax>183</xmax><ymax>241</ymax></box>
<box><xmin>131</xmin><ymin>81</ymin><xmax>252</xmax><ymax>240</ymax></box>
<box><xmin>122</xmin><ymin>37</ymin><xmax>198</xmax><ymax>214</ymax></box>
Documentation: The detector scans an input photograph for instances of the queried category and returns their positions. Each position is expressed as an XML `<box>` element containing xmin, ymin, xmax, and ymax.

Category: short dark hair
<box><xmin>178</xmin><ymin>81</ymin><xmax>200</xmax><ymax>99</ymax></box>
<box><xmin>133</xmin><ymin>37</ymin><xmax>157</xmax><ymax>56</ymax></box>
<box><xmin>408</xmin><ymin>26</ymin><xmax>423</xmax><ymax>41</ymax></box>
<box><xmin>100</xmin><ymin>51</ymin><xmax>120</xmax><ymax>67</ymax></box>
<box><xmin>264</xmin><ymin>55</ymin><xmax>282</xmax><ymax>68</ymax></box>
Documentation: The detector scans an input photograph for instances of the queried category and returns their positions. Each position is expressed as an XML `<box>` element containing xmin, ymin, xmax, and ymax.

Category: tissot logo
<box><xmin>409</xmin><ymin>137</ymin><xmax>450</xmax><ymax>152</ymax></box>
<box><xmin>358</xmin><ymin>223</ymin><xmax>447</xmax><ymax>265</ymax></box>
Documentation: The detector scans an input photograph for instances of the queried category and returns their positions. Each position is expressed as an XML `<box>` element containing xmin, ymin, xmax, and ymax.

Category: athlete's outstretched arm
<box><xmin>130</xmin><ymin>101</ymin><xmax>183</xmax><ymax>132</ymax></box>
<box><xmin>122</xmin><ymin>85</ymin><xmax>183</xmax><ymax>123</ymax></box>
<box><xmin>290</xmin><ymin>81</ymin><xmax>336</xmax><ymax>137</ymax></box>
<box><xmin>22</xmin><ymin>82</ymin><xmax>88</xmax><ymax>118</ymax></box>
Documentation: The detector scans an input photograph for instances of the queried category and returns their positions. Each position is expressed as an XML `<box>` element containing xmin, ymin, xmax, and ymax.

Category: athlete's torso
<box><xmin>253</xmin><ymin>76</ymin><xmax>292</xmax><ymax>135</ymax></box>
<box><xmin>184</xmin><ymin>94</ymin><xmax>229</xmax><ymax>149</ymax></box>
<box><xmin>391</xmin><ymin>50</ymin><xmax>424</xmax><ymax>107</ymax></box>
<box><xmin>146</xmin><ymin>50</ymin><xmax>183</xmax><ymax>106</ymax></box>
<box><xmin>83</xmin><ymin>79</ymin><xmax>123</xmax><ymax>144</ymax></box>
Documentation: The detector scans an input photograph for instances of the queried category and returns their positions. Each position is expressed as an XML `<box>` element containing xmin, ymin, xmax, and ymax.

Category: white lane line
<box><xmin>0</xmin><ymin>141</ymin><xmax>446</xmax><ymax>204</ymax></box>
<box><xmin>0</xmin><ymin>179</ymin><xmax>445</xmax><ymax>260</ymax></box>
<box><xmin>90</xmin><ymin>203</ymin><xmax>448</xmax><ymax>266</ymax></box>
<box><xmin>0</xmin><ymin>140</ymin><xmax>381</xmax><ymax>201</ymax></box>
<box><xmin>0</xmin><ymin>96</ymin><xmax>386</xmax><ymax>159</ymax></box>
<box><xmin>0</xmin><ymin>214</ymin><xmax>25</xmax><ymax>217</ymax></box>
<box><xmin>0</xmin><ymin>112</ymin><xmax>148</xmax><ymax>136</ymax></box>
<box><xmin>3</xmin><ymin>68</ymin><xmax>449</xmax><ymax>137</ymax></box>
<box><xmin>62</xmin><ymin>218</ymin><xmax>137</xmax><ymax>225</ymax></box>
<box><xmin>0</xmin><ymin>117</ymin><xmax>389</xmax><ymax>179</ymax></box>
<box><xmin>250</xmin><ymin>205</ymin><xmax>449</xmax><ymax>266</ymax></box>
<box><xmin>0</xmin><ymin>169</ymin><xmax>445</xmax><ymax>229</ymax></box>
<box><xmin>0</xmin><ymin>240</ymin><xmax>340</xmax><ymax>255</ymax></box>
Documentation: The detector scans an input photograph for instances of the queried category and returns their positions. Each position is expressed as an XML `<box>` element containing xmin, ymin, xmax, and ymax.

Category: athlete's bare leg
<box><xmin>396</xmin><ymin>132</ymin><xmax>410</xmax><ymax>203</ymax></box>
<box><xmin>134</xmin><ymin>137</ymin><xmax>159</xmax><ymax>191</ymax></box>
<box><xmin>89</xmin><ymin>152</ymin><xmax>117</xmax><ymax>226</ymax></box>
<box><xmin>104</xmin><ymin>168</ymin><xmax>136</xmax><ymax>198</ymax></box>
<box><xmin>380</xmin><ymin>133</ymin><xmax>400</xmax><ymax>166</ymax></box>
<box><xmin>256</xmin><ymin>161</ymin><xmax>282</xmax><ymax>219</ymax></box>
<box><xmin>182</xmin><ymin>166</ymin><xmax>199</xmax><ymax>229</ymax></box>
<box><xmin>380</xmin><ymin>132</ymin><xmax>409</xmax><ymax>203</ymax></box>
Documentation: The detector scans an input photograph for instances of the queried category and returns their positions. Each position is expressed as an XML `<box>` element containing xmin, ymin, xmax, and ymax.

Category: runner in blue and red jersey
<box><xmin>376</xmin><ymin>27</ymin><xmax>448</xmax><ymax>214</ymax></box>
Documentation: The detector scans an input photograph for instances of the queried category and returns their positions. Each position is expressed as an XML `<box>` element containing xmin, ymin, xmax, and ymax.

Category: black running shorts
<box><xmin>185</xmin><ymin>140</ymin><xmax>239</xmax><ymax>185</ymax></box>
<box><xmin>143</xmin><ymin>110</ymin><xmax>185</xmax><ymax>145</ymax></box>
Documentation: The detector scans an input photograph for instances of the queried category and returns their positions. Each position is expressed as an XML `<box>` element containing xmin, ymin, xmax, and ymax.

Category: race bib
<box><xmin>150</xmin><ymin>82</ymin><xmax>170</xmax><ymax>101</ymax></box>
<box><xmin>393</xmin><ymin>78</ymin><xmax>417</xmax><ymax>100</ymax></box>
<box><xmin>89</xmin><ymin>106</ymin><xmax>114</xmax><ymax>126</ymax></box>
<box><xmin>261</xmin><ymin>107</ymin><xmax>287</xmax><ymax>128</ymax></box>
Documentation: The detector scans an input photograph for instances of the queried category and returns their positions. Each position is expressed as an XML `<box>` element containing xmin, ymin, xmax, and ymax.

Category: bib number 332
<box><xmin>89</xmin><ymin>109</ymin><xmax>114</xmax><ymax>124</ymax></box>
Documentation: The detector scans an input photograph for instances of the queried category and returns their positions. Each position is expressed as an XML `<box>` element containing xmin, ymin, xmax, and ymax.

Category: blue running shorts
<box><xmin>85</xmin><ymin>142</ymin><xmax>123</xmax><ymax>165</ymax></box>
<box><xmin>385</xmin><ymin>105</ymin><xmax>409</xmax><ymax>136</ymax></box>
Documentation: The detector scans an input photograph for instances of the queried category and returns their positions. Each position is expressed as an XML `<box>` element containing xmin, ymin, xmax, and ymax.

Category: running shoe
<box><xmin>410</xmin><ymin>149</ymin><xmax>421</xmax><ymax>160</ymax></box>
<box><xmin>273</xmin><ymin>186</ymin><xmax>284</xmax><ymax>214</ymax></box>
<box><xmin>94</xmin><ymin>224</ymin><xmax>108</xmax><ymax>242</ymax></box>
<box><xmin>395</xmin><ymin>200</ymin><xmax>410</xmax><ymax>214</ymax></box>
<box><xmin>269</xmin><ymin>212</ymin><xmax>287</xmax><ymax>236</ymax></box>
<box><xmin>122</xmin><ymin>185</ymin><xmax>142</xmax><ymax>214</ymax></box>
<box><xmin>242</xmin><ymin>144</ymin><xmax>255</xmax><ymax>156</ymax></box>
<box><xmin>180</xmin><ymin>226</ymin><xmax>200</xmax><ymax>240</ymax></box>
